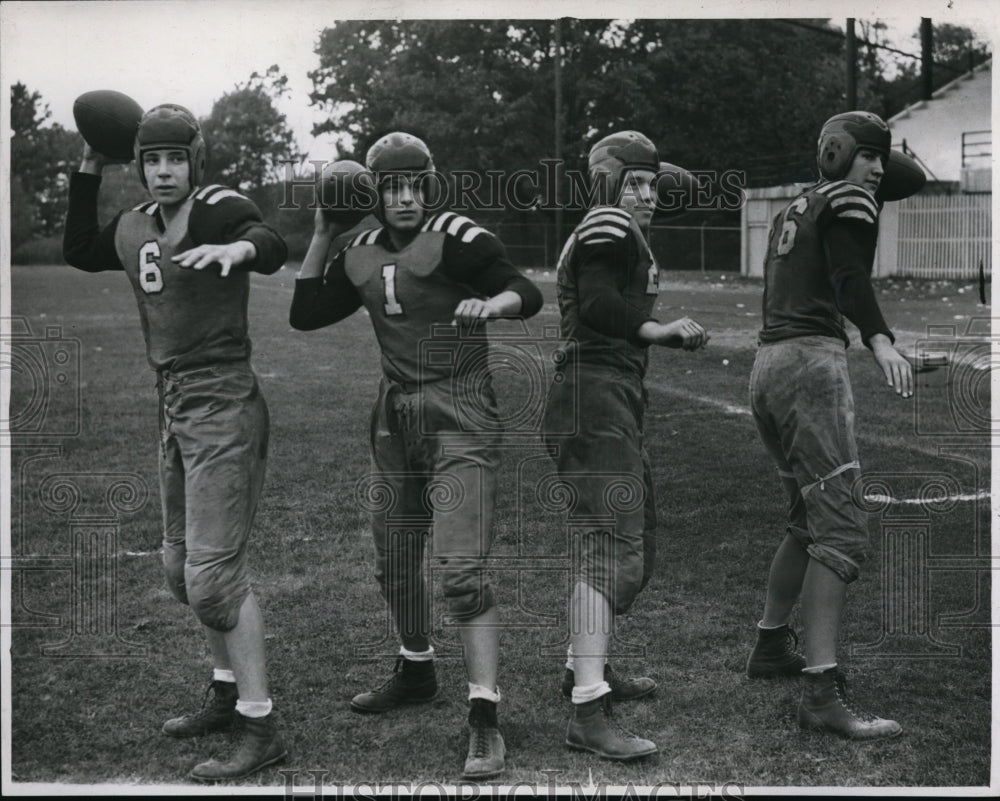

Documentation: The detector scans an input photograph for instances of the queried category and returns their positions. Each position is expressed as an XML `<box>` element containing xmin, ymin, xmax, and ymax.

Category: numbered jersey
<box><xmin>112</xmin><ymin>186</ymin><xmax>267</xmax><ymax>372</ymax></box>
<box><xmin>759</xmin><ymin>180</ymin><xmax>880</xmax><ymax>346</ymax></box>
<box><xmin>555</xmin><ymin>205</ymin><xmax>660</xmax><ymax>376</ymax></box>
<box><xmin>341</xmin><ymin>212</ymin><xmax>507</xmax><ymax>385</ymax></box>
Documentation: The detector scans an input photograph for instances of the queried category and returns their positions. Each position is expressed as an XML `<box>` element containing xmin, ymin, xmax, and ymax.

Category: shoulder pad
<box><xmin>192</xmin><ymin>184</ymin><xmax>250</xmax><ymax>206</ymax></box>
<box><xmin>130</xmin><ymin>200</ymin><xmax>159</xmax><ymax>215</ymax></box>
<box><xmin>576</xmin><ymin>206</ymin><xmax>632</xmax><ymax>245</ymax></box>
<box><xmin>421</xmin><ymin>211</ymin><xmax>492</xmax><ymax>244</ymax></box>
<box><xmin>347</xmin><ymin>227</ymin><xmax>382</xmax><ymax>248</ymax></box>
<box><xmin>816</xmin><ymin>181</ymin><xmax>878</xmax><ymax>225</ymax></box>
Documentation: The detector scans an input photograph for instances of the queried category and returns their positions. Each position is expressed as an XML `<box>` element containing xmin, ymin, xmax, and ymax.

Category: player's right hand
<box><xmin>643</xmin><ymin>317</ymin><xmax>709</xmax><ymax>350</ymax></box>
<box><xmin>313</xmin><ymin>208</ymin><xmax>348</xmax><ymax>239</ymax></box>
<box><xmin>80</xmin><ymin>143</ymin><xmax>130</xmax><ymax>173</ymax></box>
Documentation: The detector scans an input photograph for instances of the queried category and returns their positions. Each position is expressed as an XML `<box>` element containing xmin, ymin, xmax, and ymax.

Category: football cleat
<box><xmin>350</xmin><ymin>656</ymin><xmax>438</xmax><ymax>713</ymax></box>
<box><xmin>746</xmin><ymin>624</ymin><xmax>807</xmax><ymax>679</ymax></box>
<box><xmin>161</xmin><ymin>679</ymin><xmax>238</xmax><ymax>737</ymax></box>
<box><xmin>463</xmin><ymin>699</ymin><xmax>505</xmax><ymax>779</ymax></box>
<box><xmin>565</xmin><ymin>694</ymin><xmax>657</xmax><ymax>760</ymax></box>
<box><xmin>798</xmin><ymin>667</ymin><xmax>903</xmax><ymax>740</ymax></box>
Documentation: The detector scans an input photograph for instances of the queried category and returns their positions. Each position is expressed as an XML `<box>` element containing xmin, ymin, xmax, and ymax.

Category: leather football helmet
<box><xmin>134</xmin><ymin>104</ymin><xmax>206</xmax><ymax>189</ymax></box>
<box><xmin>588</xmin><ymin>130</ymin><xmax>659</xmax><ymax>205</ymax></box>
<box><xmin>817</xmin><ymin>111</ymin><xmax>890</xmax><ymax>180</ymax></box>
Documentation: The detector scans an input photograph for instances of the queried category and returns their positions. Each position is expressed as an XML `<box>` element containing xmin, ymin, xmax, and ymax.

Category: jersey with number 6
<box><xmin>554</xmin><ymin>205</ymin><xmax>660</xmax><ymax>377</ymax></box>
<box><xmin>63</xmin><ymin>174</ymin><xmax>287</xmax><ymax>372</ymax></box>
<box><xmin>289</xmin><ymin>211</ymin><xmax>542</xmax><ymax>385</ymax></box>
<box><xmin>759</xmin><ymin>180</ymin><xmax>893</xmax><ymax>348</ymax></box>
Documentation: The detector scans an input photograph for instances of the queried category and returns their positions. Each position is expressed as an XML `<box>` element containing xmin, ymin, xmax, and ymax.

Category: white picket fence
<box><xmin>889</xmin><ymin>194</ymin><xmax>991</xmax><ymax>280</ymax></box>
<box><xmin>742</xmin><ymin>186</ymin><xmax>992</xmax><ymax>281</ymax></box>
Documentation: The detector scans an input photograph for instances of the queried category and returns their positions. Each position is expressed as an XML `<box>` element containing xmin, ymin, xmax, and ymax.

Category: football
<box><xmin>655</xmin><ymin>161</ymin><xmax>699</xmax><ymax>218</ymax></box>
<box><xmin>320</xmin><ymin>159</ymin><xmax>378</xmax><ymax>226</ymax></box>
<box><xmin>72</xmin><ymin>90</ymin><xmax>144</xmax><ymax>161</ymax></box>
<box><xmin>876</xmin><ymin>149</ymin><xmax>926</xmax><ymax>202</ymax></box>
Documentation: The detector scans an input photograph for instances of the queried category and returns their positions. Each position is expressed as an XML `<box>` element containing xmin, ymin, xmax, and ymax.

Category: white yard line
<box><xmin>863</xmin><ymin>490</ymin><xmax>990</xmax><ymax>506</ymax></box>
<box><xmin>646</xmin><ymin>382</ymin><xmax>968</xmax><ymax>460</ymax></box>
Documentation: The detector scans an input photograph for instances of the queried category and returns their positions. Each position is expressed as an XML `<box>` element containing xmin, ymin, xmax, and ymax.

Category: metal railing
<box><xmin>961</xmin><ymin>130</ymin><xmax>991</xmax><ymax>168</ymax></box>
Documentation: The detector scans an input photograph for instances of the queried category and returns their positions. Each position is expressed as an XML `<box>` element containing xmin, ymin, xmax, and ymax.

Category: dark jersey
<box><xmin>759</xmin><ymin>180</ymin><xmax>893</xmax><ymax>348</ymax></box>
<box><xmin>554</xmin><ymin>205</ymin><xmax>660</xmax><ymax>377</ymax></box>
<box><xmin>63</xmin><ymin>174</ymin><xmax>287</xmax><ymax>372</ymax></box>
<box><xmin>289</xmin><ymin>210</ymin><xmax>542</xmax><ymax>385</ymax></box>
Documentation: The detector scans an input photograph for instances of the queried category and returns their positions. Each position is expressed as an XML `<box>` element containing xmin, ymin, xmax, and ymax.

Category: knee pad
<box><xmin>609</xmin><ymin>560</ymin><xmax>645</xmax><ymax>615</ymax></box>
<box><xmin>185</xmin><ymin>567</ymin><xmax>250</xmax><ymax>632</ymax></box>
<box><xmin>806</xmin><ymin>543</ymin><xmax>865</xmax><ymax>583</ymax></box>
<box><xmin>441</xmin><ymin>566</ymin><xmax>495</xmax><ymax>621</ymax></box>
<box><xmin>800</xmin><ymin>466</ymin><xmax>868</xmax><ymax>583</ymax></box>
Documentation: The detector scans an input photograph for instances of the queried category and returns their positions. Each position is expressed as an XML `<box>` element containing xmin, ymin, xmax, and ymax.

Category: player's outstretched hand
<box><xmin>452</xmin><ymin>297</ymin><xmax>495</xmax><ymax>327</ymax></box>
<box><xmin>871</xmin><ymin>337</ymin><xmax>913</xmax><ymax>398</ymax></box>
<box><xmin>172</xmin><ymin>242</ymin><xmax>257</xmax><ymax>278</ymax></box>
<box><xmin>640</xmin><ymin>317</ymin><xmax>710</xmax><ymax>350</ymax></box>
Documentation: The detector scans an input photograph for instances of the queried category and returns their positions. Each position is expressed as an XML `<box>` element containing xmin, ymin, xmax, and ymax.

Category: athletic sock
<box><xmin>400</xmin><ymin>645</ymin><xmax>435</xmax><ymax>662</ymax></box>
<box><xmin>468</xmin><ymin>683</ymin><xmax>501</xmax><ymax>703</ymax></box>
<box><xmin>235</xmin><ymin>698</ymin><xmax>273</xmax><ymax>718</ymax></box>
<box><xmin>571</xmin><ymin>681</ymin><xmax>611</xmax><ymax>704</ymax></box>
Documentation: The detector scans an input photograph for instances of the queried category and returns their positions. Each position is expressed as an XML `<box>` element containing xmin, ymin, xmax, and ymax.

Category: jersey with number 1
<box><xmin>291</xmin><ymin>211</ymin><xmax>541</xmax><ymax>386</ymax></box>
<box><xmin>759</xmin><ymin>180</ymin><xmax>882</xmax><ymax>347</ymax></box>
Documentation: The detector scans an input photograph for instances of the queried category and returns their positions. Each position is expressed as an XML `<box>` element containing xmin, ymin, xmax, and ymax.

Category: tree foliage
<box><xmin>201</xmin><ymin>65</ymin><xmax>302</xmax><ymax>191</ymax></box>
<box><xmin>10</xmin><ymin>82</ymin><xmax>82</xmax><ymax>247</ymax></box>
<box><xmin>927</xmin><ymin>23</ymin><xmax>992</xmax><ymax>77</ymax></box>
<box><xmin>308</xmin><ymin>19</ymin><xmax>851</xmax><ymax>187</ymax></box>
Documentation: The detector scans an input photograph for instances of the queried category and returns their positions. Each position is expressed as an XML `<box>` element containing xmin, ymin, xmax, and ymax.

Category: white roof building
<box><xmin>888</xmin><ymin>59</ymin><xmax>992</xmax><ymax>192</ymax></box>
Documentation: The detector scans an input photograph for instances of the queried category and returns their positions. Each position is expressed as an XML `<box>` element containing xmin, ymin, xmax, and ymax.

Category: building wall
<box><xmin>889</xmin><ymin>62</ymin><xmax>992</xmax><ymax>183</ymax></box>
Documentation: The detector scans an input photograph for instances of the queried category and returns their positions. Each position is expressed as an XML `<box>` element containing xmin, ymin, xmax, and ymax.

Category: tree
<box><xmin>928</xmin><ymin>23</ymin><xmax>991</xmax><ymax>81</ymax></box>
<box><xmin>10</xmin><ymin>82</ymin><xmax>82</xmax><ymax>246</ymax></box>
<box><xmin>200</xmin><ymin>65</ymin><xmax>302</xmax><ymax>192</ymax></box>
<box><xmin>308</xmin><ymin>19</ymin><xmax>848</xmax><ymax>189</ymax></box>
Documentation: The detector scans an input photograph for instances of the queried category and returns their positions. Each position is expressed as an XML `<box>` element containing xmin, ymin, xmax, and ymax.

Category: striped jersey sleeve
<box><xmin>422</xmin><ymin>211</ymin><xmax>491</xmax><ymax>244</ymax></box>
<box><xmin>431</xmin><ymin>211</ymin><xmax>543</xmax><ymax>316</ymax></box>
<box><xmin>189</xmin><ymin>183</ymin><xmax>287</xmax><ymax>274</ymax></box>
<box><xmin>193</xmin><ymin>184</ymin><xmax>249</xmax><ymax>206</ymax></box>
<box><xmin>817</xmin><ymin>181</ymin><xmax>879</xmax><ymax>225</ymax></box>
<box><xmin>575</xmin><ymin>206</ymin><xmax>632</xmax><ymax>245</ymax></box>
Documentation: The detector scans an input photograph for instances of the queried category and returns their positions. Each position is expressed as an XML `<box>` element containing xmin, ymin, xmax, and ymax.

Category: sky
<box><xmin>1</xmin><ymin>0</ymin><xmax>996</xmax><ymax>161</ymax></box>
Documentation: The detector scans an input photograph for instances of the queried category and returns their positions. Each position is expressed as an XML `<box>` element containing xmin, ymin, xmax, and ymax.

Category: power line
<box><xmin>777</xmin><ymin>18</ymin><xmax>973</xmax><ymax>75</ymax></box>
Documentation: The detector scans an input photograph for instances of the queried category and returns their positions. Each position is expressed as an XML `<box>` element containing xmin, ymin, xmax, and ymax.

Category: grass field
<box><xmin>5</xmin><ymin>263</ymin><xmax>993</xmax><ymax>793</ymax></box>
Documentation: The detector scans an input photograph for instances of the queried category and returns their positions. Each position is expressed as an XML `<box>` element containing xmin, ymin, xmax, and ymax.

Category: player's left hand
<box><xmin>872</xmin><ymin>340</ymin><xmax>914</xmax><ymax>398</ymax></box>
<box><xmin>452</xmin><ymin>297</ymin><xmax>496</xmax><ymax>327</ymax></box>
<box><xmin>172</xmin><ymin>242</ymin><xmax>256</xmax><ymax>278</ymax></box>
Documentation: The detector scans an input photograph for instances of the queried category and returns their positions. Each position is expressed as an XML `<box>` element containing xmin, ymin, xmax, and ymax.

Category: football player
<box><xmin>290</xmin><ymin>132</ymin><xmax>543</xmax><ymax>779</ymax></box>
<box><xmin>542</xmin><ymin>130</ymin><xmax>708</xmax><ymax>759</ymax></box>
<box><xmin>62</xmin><ymin>104</ymin><xmax>288</xmax><ymax>780</ymax></box>
<box><xmin>745</xmin><ymin>111</ymin><xmax>912</xmax><ymax>739</ymax></box>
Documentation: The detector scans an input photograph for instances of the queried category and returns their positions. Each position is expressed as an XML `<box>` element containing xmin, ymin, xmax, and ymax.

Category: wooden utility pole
<box><xmin>921</xmin><ymin>18</ymin><xmax>934</xmax><ymax>100</ymax></box>
<box><xmin>846</xmin><ymin>18</ymin><xmax>857</xmax><ymax>109</ymax></box>
<box><xmin>554</xmin><ymin>18</ymin><xmax>564</xmax><ymax>253</ymax></box>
